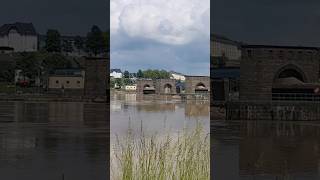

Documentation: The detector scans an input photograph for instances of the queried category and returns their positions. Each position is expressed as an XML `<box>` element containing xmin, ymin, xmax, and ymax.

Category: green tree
<box><xmin>16</xmin><ymin>52</ymin><xmax>40</xmax><ymax>80</ymax></box>
<box><xmin>137</xmin><ymin>69</ymin><xmax>143</xmax><ymax>78</ymax></box>
<box><xmin>123</xmin><ymin>70</ymin><xmax>130</xmax><ymax>78</ymax></box>
<box><xmin>114</xmin><ymin>78</ymin><xmax>122</xmax><ymax>88</ymax></box>
<box><xmin>74</xmin><ymin>36</ymin><xmax>84</xmax><ymax>54</ymax></box>
<box><xmin>45</xmin><ymin>29</ymin><xmax>61</xmax><ymax>52</ymax></box>
<box><xmin>0</xmin><ymin>61</ymin><xmax>15</xmax><ymax>82</ymax></box>
<box><xmin>142</xmin><ymin>69</ymin><xmax>170</xmax><ymax>79</ymax></box>
<box><xmin>102</xmin><ymin>31</ymin><xmax>109</xmax><ymax>53</ymax></box>
<box><xmin>41</xmin><ymin>53</ymin><xmax>72</xmax><ymax>72</ymax></box>
<box><xmin>86</xmin><ymin>25</ymin><xmax>104</xmax><ymax>56</ymax></box>
<box><xmin>62</xmin><ymin>40</ymin><xmax>73</xmax><ymax>54</ymax></box>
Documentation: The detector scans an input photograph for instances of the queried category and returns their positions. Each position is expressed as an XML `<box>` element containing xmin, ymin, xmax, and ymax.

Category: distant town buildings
<box><xmin>211</xmin><ymin>34</ymin><xmax>242</xmax><ymax>67</ymax></box>
<box><xmin>38</xmin><ymin>35</ymin><xmax>87</xmax><ymax>56</ymax></box>
<box><xmin>0</xmin><ymin>22</ymin><xmax>38</xmax><ymax>52</ymax></box>
<box><xmin>110</xmin><ymin>69</ymin><xmax>122</xmax><ymax>79</ymax></box>
<box><xmin>125</xmin><ymin>85</ymin><xmax>137</xmax><ymax>91</ymax></box>
<box><xmin>48</xmin><ymin>69</ymin><xmax>85</xmax><ymax>95</ymax></box>
<box><xmin>170</xmin><ymin>71</ymin><xmax>186</xmax><ymax>81</ymax></box>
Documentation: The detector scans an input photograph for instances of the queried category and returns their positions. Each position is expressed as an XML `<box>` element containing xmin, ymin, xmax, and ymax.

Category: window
<box><xmin>77</xmin><ymin>81</ymin><xmax>81</xmax><ymax>84</ymax></box>
<box><xmin>66</xmin><ymin>81</ymin><xmax>70</xmax><ymax>84</ymax></box>
<box><xmin>56</xmin><ymin>80</ymin><xmax>59</xmax><ymax>84</ymax></box>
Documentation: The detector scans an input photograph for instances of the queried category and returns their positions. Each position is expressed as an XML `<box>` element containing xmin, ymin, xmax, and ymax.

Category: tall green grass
<box><xmin>111</xmin><ymin>124</ymin><xmax>210</xmax><ymax>180</ymax></box>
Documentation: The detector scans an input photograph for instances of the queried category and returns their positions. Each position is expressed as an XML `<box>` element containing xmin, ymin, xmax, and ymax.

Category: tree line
<box><xmin>45</xmin><ymin>25</ymin><xmax>109</xmax><ymax>56</ymax></box>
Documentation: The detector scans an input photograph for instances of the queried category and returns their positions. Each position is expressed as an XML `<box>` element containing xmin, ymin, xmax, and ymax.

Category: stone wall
<box><xmin>240</xmin><ymin>45</ymin><xmax>320</xmax><ymax>101</ymax></box>
<box><xmin>226</xmin><ymin>101</ymin><xmax>320</xmax><ymax>121</ymax></box>
<box><xmin>136</xmin><ymin>79</ymin><xmax>155</xmax><ymax>94</ymax></box>
<box><xmin>185</xmin><ymin>76</ymin><xmax>210</xmax><ymax>94</ymax></box>
<box><xmin>84</xmin><ymin>57</ymin><xmax>108</xmax><ymax>97</ymax></box>
<box><xmin>155</xmin><ymin>79</ymin><xmax>176</xmax><ymax>94</ymax></box>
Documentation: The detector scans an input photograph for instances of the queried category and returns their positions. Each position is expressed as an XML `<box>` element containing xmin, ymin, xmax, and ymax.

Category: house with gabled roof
<box><xmin>0</xmin><ymin>22</ymin><xmax>38</xmax><ymax>52</ymax></box>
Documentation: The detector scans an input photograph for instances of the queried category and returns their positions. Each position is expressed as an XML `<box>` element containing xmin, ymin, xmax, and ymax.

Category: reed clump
<box><xmin>111</xmin><ymin>124</ymin><xmax>210</xmax><ymax>180</ymax></box>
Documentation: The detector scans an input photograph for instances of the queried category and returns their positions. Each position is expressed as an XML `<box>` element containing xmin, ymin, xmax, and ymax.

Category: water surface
<box><xmin>0</xmin><ymin>101</ymin><xmax>108</xmax><ymax>180</ymax></box>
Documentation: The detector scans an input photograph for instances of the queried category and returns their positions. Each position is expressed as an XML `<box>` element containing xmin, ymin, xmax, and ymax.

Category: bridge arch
<box><xmin>195</xmin><ymin>82</ymin><xmax>208</xmax><ymax>93</ymax></box>
<box><xmin>164</xmin><ymin>83</ymin><xmax>173</xmax><ymax>94</ymax></box>
<box><xmin>143</xmin><ymin>83</ymin><xmax>155</xmax><ymax>94</ymax></box>
<box><xmin>273</xmin><ymin>64</ymin><xmax>308</xmax><ymax>84</ymax></box>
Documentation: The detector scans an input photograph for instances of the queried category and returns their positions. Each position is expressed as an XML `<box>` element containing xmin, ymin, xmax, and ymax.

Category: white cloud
<box><xmin>111</xmin><ymin>0</ymin><xmax>210</xmax><ymax>75</ymax></box>
<box><xmin>111</xmin><ymin>0</ymin><xmax>209</xmax><ymax>45</ymax></box>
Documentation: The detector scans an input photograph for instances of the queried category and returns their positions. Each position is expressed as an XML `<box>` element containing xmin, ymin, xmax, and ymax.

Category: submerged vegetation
<box><xmin>111</xmin><ymin>124</ymin><xmax>210</xmax><ymax>180</ymax></box>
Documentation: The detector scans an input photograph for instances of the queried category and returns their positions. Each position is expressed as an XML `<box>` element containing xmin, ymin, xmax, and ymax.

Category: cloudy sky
<box><xmin>212</xmin><ymin>0</ymin><xmax>320</xmax><ymax>47</ymax></box>
<box><xmin>0</xmin><ymin>0</ymin><xmax>108</xmax><ymax>36</ymax></box>
<box><xmin>111</xmin><ymin>0</ymin><xmax>210</xmax><ymax>76</ymax></box>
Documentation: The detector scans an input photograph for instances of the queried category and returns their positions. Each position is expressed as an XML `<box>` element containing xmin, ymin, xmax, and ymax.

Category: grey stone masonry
<box><xmin>84</xmin><ymin>57</ymin><xmax>108</xmax><ymax>97</ymax></box>
<box><xmin>240</xmin><ymin>45</ymin><xmax>320</xmax><ymax>101</ymax></box>
<box><xmin>185</xmin><ymin>76</ymin><xmax>210</xmax><ymax>94</ymax></box>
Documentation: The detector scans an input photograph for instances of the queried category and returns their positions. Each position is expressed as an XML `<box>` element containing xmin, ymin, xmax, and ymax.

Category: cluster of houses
<box><xmin>110</xmin><ymin>69</ymin><xmax>187</xmax><ymax>91</ymax></box>
<box><xmin>210</xmin><ymin>34</ymin><xmax>242</xmax><ymax>102</ymax></box>
<box><xmin>0</xmin><ymin>22</ymin><xmax>87</xmax><ymax>56</ymax></box>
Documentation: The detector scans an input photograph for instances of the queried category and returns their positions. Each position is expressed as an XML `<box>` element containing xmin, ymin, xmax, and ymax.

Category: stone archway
<box><xmin>143</xmin><ymin>84</ymin><xmax>155</xmax><ymax>94</ymax></box>
<box><xmin>273</xmin><ymin>64</ymin><xmax>308</xmax><ymax>84</ymax></box>
<box><xmin>164</xmin><ymin>84</ymin><xmax>172</xmax><ymax>94</ymax></box>
<box><xmin>272</xmin><ymin>64</ymin><xmax>311</xmax><ymax>100</ymax></box>
<box><xmin>195</xmin><ymin>82</ymin><xmax>208</xmax><ymax>93</ymax></box>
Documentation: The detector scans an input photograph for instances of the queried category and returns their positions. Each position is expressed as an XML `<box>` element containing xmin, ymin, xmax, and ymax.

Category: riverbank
<box><xmin>0</xmin><ymin>94</ymin><xmax>108</xmax><ymax>103</ymax></box>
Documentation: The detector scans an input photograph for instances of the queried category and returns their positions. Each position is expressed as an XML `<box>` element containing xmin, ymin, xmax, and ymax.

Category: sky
<box><xmin>111</xmin><ymin>0</ymin><xmax>210</xmax><ymax>76</ymax></box>
<box><xmin>0</xmin><ymin>0</ymin><xmax>108</xmax><ymax>36</ymax></box>
<box><xmin>212</xmin><ymin>0</ymin><xmax>320</xmax><ymax>47</ymax></box>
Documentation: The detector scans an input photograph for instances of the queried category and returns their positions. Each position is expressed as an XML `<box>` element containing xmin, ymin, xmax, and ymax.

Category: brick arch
<box><xmin>273</xmin><ymin>64</ymin><xmax>308</xmax><ymax>83</ymax></box>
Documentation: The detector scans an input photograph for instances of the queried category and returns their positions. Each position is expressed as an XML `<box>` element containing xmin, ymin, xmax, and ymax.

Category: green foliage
<box><xmin>0</xmin><ymin>60</ymin><xmax>15</xmax><ymax>82</ymax></box>
<box><xmin>16</xmin><ymin>52</ymin><xmax>41</xmax><ymax>79</ymax></box>
<box><xmin>142</xmin><ymin>69</ymin><xmax>171</xmax><ymax>79</ymax></box>
<box><xmin>41</xmin><ymin>53</ymin><xmax>72</xmax><ymax>71</ymax></box>
<box><xmin>102</xmin><ymin>31</ymin><xmax>110</xmax><ymax>53</ymax></box>
<box><xmin>45</xmin><ymin>29</ymin><xmax>61</xmax><ymax>52</ymax></box>
<box><xmin>74</xmin><ymin>36</ymin><xmax>84</xmax><ymax>53</ymax></box>
<box><xmin>115</xmin><ymin>78</ymin><xmax>123</xmax><ymax>88</ymax></box>
<box><xmin>62</xmin><ymin>39</ymin><xmax>73</xmax><ymax>54</ymax></box>
<box><xmin>137</xmin><ymin>69</ymin><xmax>143</xmax><ymax>78</ymax></box>
<box><xmin>123</xmin><ymin>71</ymin><xmax>130</xmax><ymax>78</ymax></box>
<box><xmin>86</xmin><ymin>25</ymin><xmax>105</xmax><ymax>56</ymax></box>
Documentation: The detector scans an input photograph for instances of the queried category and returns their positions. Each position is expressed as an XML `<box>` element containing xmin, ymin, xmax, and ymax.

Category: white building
<box><xmin>110</xmin><ymin>69</ymin><xmax>122</xmax><ymax>79</ymax></box>
<box><xmin>170</xmin><ymin>71</ymin><xmax>186</xmax><ymax>81</ymax></box>
<box><xmin>125</xmin><ymin>85</ymin><xmax>137</xmax><ymax>91</ymax></box>
<box><xmin>0</xmin><ymin>23</ymin><xmax>38</xmax><ymax>52</ymax></box>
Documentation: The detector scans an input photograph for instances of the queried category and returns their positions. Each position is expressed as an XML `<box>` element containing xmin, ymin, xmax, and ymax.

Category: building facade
<box><xmin>48</xmin><ymin>69</ymin><xmax>85</xmax><ymax>95</ymax></box>
<box><xmin>211</xmin><ymin>34</ymin><xmax>242</xmax><ymax>67</ymax></box>
<box><xmin>0</xmin><ymin>23</ymin><xmax>38</xmax><ymax>52</ymax></box>
<box><xmin>110</xmin><ymin>69</ymin><xmax>122</xmax><ymax>79</ymax></box>
<box><xmin>170</xmin><ymin>71</ymin><xmax>186</xmax><ymax>81</ymax></box>
<box><xmin>240</xmin><ymin>45</ymin><xmax>320</xmax><ymax>101</ymax></box>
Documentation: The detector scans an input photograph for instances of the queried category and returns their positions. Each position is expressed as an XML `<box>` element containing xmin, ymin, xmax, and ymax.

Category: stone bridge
<box><xmin>240</xmin><ymin>45</ymin><xmax>320</xmax><ymax>101</ymax></box>
<box><xmin>136</xmin><ymin>79</ymin><xmax>176</xmax><ymax>95</ymax></box>
<box><xmin>185</xmin><ymin>76</ymin><xmax>210</xmax><ymax>94</ymax></box>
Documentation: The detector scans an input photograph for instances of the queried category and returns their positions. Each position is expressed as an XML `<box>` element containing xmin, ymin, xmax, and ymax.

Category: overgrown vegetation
<box><xmin>111</xmin><ymin>124</ymin><xmax>210</xmax><ymax>180</ymax></box>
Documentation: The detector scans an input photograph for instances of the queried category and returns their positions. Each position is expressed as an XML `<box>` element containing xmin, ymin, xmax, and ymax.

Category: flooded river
<box><xmin>0</xmin><ymin>101</ymin><xmax>108</xmax><ymax>180</ymax></box>
<box><xmin>110</xmin><ymin>92</ymin><xmax>210</xmax><ymax>139</ymax></box>
<box><xmin>212</xmin><ymin>119</ymin><xmax>320</xmax><ymax>180</ymax></box>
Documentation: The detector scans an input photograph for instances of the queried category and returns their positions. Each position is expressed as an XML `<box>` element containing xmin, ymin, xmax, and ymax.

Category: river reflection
<box><xmin>110</xmin><ymin>92</ymin><xmax>210</xmax><ymax>139</ymax></box>
<box><xmin>0</xmin><ymin>101</ymin><xmax>108</xmax><ymax>180</ymax></box>
<box><xmin>212</xmin><ymin>120</ymin><xmax>320</xmax><ymax>180</ymax></box>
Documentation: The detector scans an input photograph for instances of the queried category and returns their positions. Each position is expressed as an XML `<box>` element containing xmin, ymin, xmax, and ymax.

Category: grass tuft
<box><xmin>111</xmin><ymin>123</ymin><xmax>210</xmax><ymax>180</ymax></box>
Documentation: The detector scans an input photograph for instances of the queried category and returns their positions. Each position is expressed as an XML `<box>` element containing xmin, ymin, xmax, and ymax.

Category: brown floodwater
<box><xmin>212</xmin><ymin>119</ymin><xmax>320</xmax><ymax>180</ymax></box>
<box><xmin>110</xmin><ymin>92</ymin><xmax>210</xmax><ymax>139</ymax></box>
<box><xmin>0</xmin><ymin>101</ymin><xmax>108</xmax><ymax>180</ymax></box>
